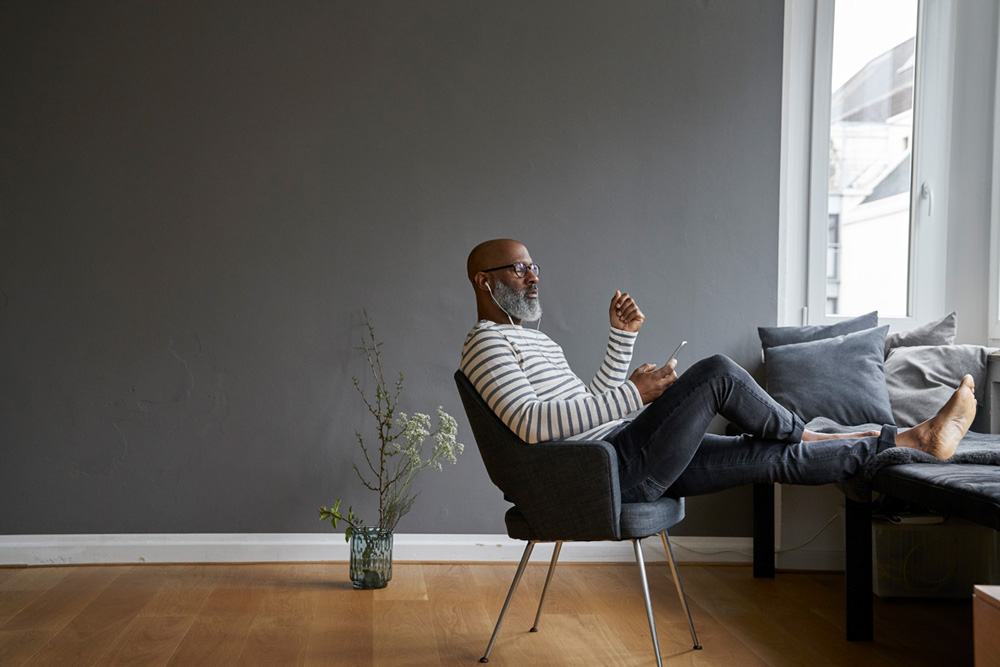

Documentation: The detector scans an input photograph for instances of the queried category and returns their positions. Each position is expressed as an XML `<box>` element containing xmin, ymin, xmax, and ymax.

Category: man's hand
<box><xmin>629</xmin><ymin>360</ymin><xmax>677</xmax><ymax>404</ymax></box>
<box><xmin>610</xmin><ymin>290</ymin><xmax>645</xmax><ymax>333</ymax></box>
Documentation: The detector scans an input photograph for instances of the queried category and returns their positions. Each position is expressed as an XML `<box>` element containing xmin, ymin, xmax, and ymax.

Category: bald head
<box><xmin>467</xmin><ymin>239</ymin><xmax>528</xmax><ymax>283</ymax></box>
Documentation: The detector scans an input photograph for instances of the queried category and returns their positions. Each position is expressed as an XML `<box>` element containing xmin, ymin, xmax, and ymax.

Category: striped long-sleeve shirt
<box><xmin>460</xmin><ymin>320</ymin><xmax>643</xmax><ymax>444</ymax></box>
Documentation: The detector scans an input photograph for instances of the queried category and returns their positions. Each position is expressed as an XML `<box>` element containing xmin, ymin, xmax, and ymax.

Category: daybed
<box><xmin>748</xmin><ymin>311</ymin><xmax>1000</xmax><ymax>641</ymax></box>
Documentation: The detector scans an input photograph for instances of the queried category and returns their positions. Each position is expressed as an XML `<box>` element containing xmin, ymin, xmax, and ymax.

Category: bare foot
<box><xmin>802</xmin><ymin>429</ymin><xmax>881</xmax><ymax>442</ymax></box>
<box><xmin>895</xmin><ymin>374</ymin><xmax>976</xmax><ymax>460</ymax></box>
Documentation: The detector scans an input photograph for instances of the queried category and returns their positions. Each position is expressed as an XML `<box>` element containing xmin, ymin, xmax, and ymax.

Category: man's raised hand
<box><xmin>610</xmin><ymin>290</ymin><xmax>645</xmax><ymax>333</ymax></box>
<box><xmin>629</xmin><ymin>360</ymin><xmax>678</xmax><ymax>404</ymax></box>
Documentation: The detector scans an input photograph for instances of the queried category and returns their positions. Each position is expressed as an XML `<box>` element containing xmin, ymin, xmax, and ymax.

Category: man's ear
<box><xmin>475</xmin><ymin>273</ymin><xmax>491</xmax><ymax>292</ymax></box>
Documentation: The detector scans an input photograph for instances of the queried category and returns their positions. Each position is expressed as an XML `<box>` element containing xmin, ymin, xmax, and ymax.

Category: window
<box><xmin>782</xmin><ymin>0</ymin><xmax>954</xmax><ymax>328</ymax></box>
<box><xmin>823</xmin><ymin>1</ymin><xmax>917</xmax><ymax>318</ymax></box>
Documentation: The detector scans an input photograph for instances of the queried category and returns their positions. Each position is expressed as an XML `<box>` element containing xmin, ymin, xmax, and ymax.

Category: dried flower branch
<box><xmin>319</xmin><ymin>312</ymin><xmax>464</xmax><ymax>541</ymax></box>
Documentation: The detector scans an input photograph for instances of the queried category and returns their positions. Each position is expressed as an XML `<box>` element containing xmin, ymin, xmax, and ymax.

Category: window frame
<box><xmin>781</xmin><ymin>0</ymin><xmax>955</xmax><ymax>330</ymax></box>
<box><xmin>989</xmin><ymin>4</ymin><xmax>1000</xmax><ymax>344</ymax></box>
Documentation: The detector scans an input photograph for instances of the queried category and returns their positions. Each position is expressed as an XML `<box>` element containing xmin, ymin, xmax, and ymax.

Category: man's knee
<box><xmin>693</xmin><ymin>353</ymin><xmax>740</xmax><ymax>377</ymax></box>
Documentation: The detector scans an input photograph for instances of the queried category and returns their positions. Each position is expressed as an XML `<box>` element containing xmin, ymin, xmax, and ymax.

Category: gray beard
<box><xmin>492</xmin><ymin>280</ymin><xmax>542</xmax><ymax>322</ymax></box>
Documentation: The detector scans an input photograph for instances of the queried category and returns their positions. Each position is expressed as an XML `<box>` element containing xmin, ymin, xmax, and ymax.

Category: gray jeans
<box><xmin>608</xmin><ymin>354</ymin><xmax>895</xmax><ymax>502</ymax></box>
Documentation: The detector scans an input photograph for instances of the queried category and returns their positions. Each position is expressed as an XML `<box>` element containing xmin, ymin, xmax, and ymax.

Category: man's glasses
<box><xmin>482</xmin><ymin>262</ymin><xmax>540</xmax><ymax>278</ymax></box>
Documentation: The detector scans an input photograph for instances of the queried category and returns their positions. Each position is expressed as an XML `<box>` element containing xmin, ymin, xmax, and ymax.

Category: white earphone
<box><xmin>484</xmin><ymin>279</ymin><xmax>516</xmax><ymax>327</ymax></box>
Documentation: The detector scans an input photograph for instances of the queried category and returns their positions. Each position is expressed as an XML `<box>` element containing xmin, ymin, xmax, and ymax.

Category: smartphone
<box><xmin>669</xmin><ymin>340</ymin><xmax>687</xmax><ymax>361</ymax></box>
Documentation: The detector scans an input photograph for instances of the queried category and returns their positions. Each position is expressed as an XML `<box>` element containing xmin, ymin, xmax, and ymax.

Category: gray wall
<box><xmin>0</xmin><ymin>1</ymin><xmax>784</xmax><ymax>536</ymax></box>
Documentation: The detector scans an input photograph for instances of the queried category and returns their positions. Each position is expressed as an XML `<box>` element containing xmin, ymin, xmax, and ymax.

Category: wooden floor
<box><xmin>0</xmin><ymin>561</ymin><xmax>971</xmax><ymax>666</ymax></box>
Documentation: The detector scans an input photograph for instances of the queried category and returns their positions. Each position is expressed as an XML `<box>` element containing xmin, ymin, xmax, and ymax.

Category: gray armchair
<box><xmin>454</xmin><ymin>370</ymin><xmax>701</xmax><ymax>665</ymax></box>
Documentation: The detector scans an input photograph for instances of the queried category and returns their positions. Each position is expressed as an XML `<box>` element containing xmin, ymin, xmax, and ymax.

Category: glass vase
<box><xmin>349</xmin><ymin>527</ymin><xmax>393</xmax><ymax>589</ymax></box>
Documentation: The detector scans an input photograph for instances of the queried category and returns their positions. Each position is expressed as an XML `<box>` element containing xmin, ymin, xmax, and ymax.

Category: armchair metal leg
<box><xmin>633</xmin><ymin>539</ymin><xmax>664</xmax><ymax>667</ymax></box>
<box><xmin>531</xmin><ymin>541</ymin><xmax>562</xmax><ymax>632</ymax></box>
<box><xmin>659</xmin><ymin>531</ymin><xmax>702</xmax><ymax>650</ymax></box>
<box><xmin>480</xmin><ymin>541</ymin><xmax>535</xmax><ymax>663</ymax></box>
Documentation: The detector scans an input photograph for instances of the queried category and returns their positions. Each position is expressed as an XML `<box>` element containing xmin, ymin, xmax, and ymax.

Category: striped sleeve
<box><xmin>589</xmin><ymin>327</ymin><xmax>638</xmax><ymax>394</ymax></box>
<box><xmin>460</xmin><ymin>324</ymin><xmax>642</xmax><ymax>444</ymax></box>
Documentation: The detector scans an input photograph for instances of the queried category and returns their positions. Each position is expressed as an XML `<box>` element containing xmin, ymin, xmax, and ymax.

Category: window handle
<box><xmin>920</xmin><ymin>182</ymin><xmax>933</xmax><ymax>217</ymax></box>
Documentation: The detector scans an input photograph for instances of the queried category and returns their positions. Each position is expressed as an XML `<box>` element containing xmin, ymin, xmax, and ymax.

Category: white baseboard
<box><xmin>0</xmin><ymin>533</ymin><xmax>756</xmax><ymax>567</ymax></box>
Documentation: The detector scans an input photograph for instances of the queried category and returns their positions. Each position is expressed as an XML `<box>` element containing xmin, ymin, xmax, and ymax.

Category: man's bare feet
<box><xmin>895</xmin><ymin>374</ymin><xmax>977</xmax><ymax>460</ymax></box>
<box><xmin>802</xmin><ymin>429</ymin><xmax>881</xmax><ymax>442</ymax></box>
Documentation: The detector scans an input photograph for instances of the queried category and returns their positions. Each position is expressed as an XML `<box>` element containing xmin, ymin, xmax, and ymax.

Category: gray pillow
<box><xmin>884</xmin><ymin>344</ymin><xmax>990</xmax><ymax>427</ymax></box>
<box><xmin>764</xmin><ymin>325</ymin><xmax>894</xmax><ymax>425</ymax></box>
<box><xmin>884</xmin><ymin>311</ymin><xmax>957</xmax><ymax>358</ymax></box>
<box><xmin>758</xmin><ymin>311</ymin><xmax>878</xmax><ymax>351</ymax></box>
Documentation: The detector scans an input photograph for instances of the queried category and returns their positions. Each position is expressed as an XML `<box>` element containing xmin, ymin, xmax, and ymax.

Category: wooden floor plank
<box><xmin>0</xmin><ymin>561</ymin><xmax>974</xmax><ymax>667</ymax></box>
<box><xmin>870</xmin><ymin>596</ymin><xmax>973</xmax><ymax>666</ymax></box>
<box><xmin>0</xmin><ymin>567</ymin><xmax>70</xmax><ymax>592</ymax></box>
<box><xmin>0</xmin><ymin>630</ymin><xmax>57</xmax><ymax>666</ymax></box>
<box><xmin>702</xmin><ymin>567</ymin><xmax>893</xmax><ymax>666</ymax></box>
<box><xmin>99</xmin><ymin>616</ymin><xmax>194</xmax><ymax>667</ymax></box>
<box><xmin>164</xmin><ymin>617</ymin><xmax>256</xmax><ymax>667</ymax></box>
<box><xmin>0</xmin><ymin>591</ymin><xmax>47</xmax><ymax>620</ymax></box>
<box><xmin>25</xmin><ymin>570</ymin><xmax>158</xmax><ymax>667</ymax></box>
<box><xmin>550</xmin><ymin>612</ymin><xmax>649</xmax><ymax>666</ymax></box>
<box><xmin>0</xmin><ymin>567</ymin><xmax>121</xmax><ymax>633</ymax></box>
<box><xmin>305</xmin><ymin>567</ymin><xmax>373</xmax><ymax>667</ymax></box>
<box><xmin>373</xmin><ymin>563</ymin><xmax>428</xmax><ymax>601</ymax></box>
<box><xmin>235</xmin><ymin>566</ymin><xmax>318</xmax><ymax>666</ymax></box>
<box><xmin>680</xmin><ymin>565</ymin><xmax>840</xmax><ymax>666</ymax></box>
<box><xmin>565</xmin><ymin>562</ymin><xmax>755</xmax><ymax>666</ymax></box>
<box><xmin>195</xmin><ymin>585</ymin><xmax>265</xmax><ymax>620</ymax></box>
<box><xmin>467</xmin><ymin>561</ymin><xmax>581</xmax><ymax>666</ymax></box>
<box><xmin>164</xmin><ymin>580</ymin><xmax>265</xmax><ymax>666</ymax></box>
<box><xmin>137</xmin><ymin>564</ymin><xmax>221</xmax><ymax>617</ymax></box>
<box><xmin>238</xmin><ymin>625</ymin><xmax>310</xmax><ymax>666</ymax></box>
<box><xmin>373</xmin><ymin>595</ymin><xmax>441</xmax><ymax>667</ymax></box>
<box><xmin>255</xmin><ymin>568</ymin><xmax>320</xmax><ymax>628</ymax></box>
<box><xmin>423</xmin><ymin>563</ymin><xmax>496</xmax><ymax>665</ymax></box>
<box><xmin>554</xmin><ymin>562</ymin><xmax>659</xmax><ymax>658</ymax></box>
<box><xmin>0</xmin><ymin>567</ymin><xmax>23</xmax><ymax>584</ymax></box>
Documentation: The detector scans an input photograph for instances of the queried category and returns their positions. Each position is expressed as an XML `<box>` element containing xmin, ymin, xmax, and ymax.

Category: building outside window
<box><xmin>823</xmin><ymin>0</ymin><xmax>918</xmax><ymax>318</ymax></box>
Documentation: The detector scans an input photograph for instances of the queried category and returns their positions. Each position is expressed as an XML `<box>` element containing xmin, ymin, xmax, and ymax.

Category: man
<box><xmin>460</xmin><ymin>238</ymin><xmax>976</xmax><ymax>502</ymax></box>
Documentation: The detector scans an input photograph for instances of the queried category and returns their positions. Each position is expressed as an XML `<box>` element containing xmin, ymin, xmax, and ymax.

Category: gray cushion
<box><xmin>884</xmin><ymin>344</ymin><xmax>990</xmax><ymax>427</ymax></box>
<box><xmin>505</xmin><ymin>497</ymin><xmax>686</xmax><ymax>541</ymax></box>
<box><xmin>619</xmin><ymin>497</ymin><xmax>686</xmax><ymax>539</ymax></box>
<box><xmin>884</xmin><ymin>311</ymin><xmax>957</xmax><ymax>358</ymax></box>
<box><xmin>764</xmin><ymin>325</ymin><xmax>894</xmax><ymax>425</ymax></box>
<box><xmin>758</xmin><ymin>311</ymin><xmax>878</xmax><ymax>351</ymax></box>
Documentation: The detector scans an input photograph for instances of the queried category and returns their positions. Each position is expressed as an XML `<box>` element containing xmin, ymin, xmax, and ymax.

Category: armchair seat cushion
<box><xmin>505</xmin><ymin>497</ymin><xmax>685</xmax><ymax>542</ymax></box>
<box><xmin>620</xmin><ymin>497</ymin><xmax>686</xmax><ymax>539</ymax></box>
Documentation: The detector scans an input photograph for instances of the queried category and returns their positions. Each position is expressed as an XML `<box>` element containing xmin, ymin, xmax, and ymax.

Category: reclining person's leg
<box><xmin>610</xmin><ymin>357</ymin><xmax>976</xmax><ymax>503</ymax></box>
<box><xmin>664</xmin><ymin>374</ymin><xmax>977</xmax><ymax>498</ymax></box>
<box><xmin>664</xmin><ymin>430</ymin><xmax>894</xmax><ymax>498</ymax></box>
<box><xmin>611</xmin><ymin>354</ymin><xmax>811</xmax><ymax>502</ymax></box>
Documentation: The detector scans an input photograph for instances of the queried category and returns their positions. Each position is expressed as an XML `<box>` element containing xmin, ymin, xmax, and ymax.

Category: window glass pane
<box><xmin>826</xmin><ymin>0</ymin><xmax>918</xmax><ymax>317</ymax></box>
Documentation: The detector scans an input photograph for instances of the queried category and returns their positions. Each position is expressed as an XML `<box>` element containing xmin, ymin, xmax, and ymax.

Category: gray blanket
<box><xmin>805</xmin><ymin>417</ymin><xmax>1000</xmax><ymax>501</ymax></box>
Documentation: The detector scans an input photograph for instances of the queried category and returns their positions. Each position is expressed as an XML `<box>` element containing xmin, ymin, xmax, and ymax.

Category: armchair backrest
<box><xmin>454</xmin><ymin>370</ymin><xmax>622</xmax><ymax>540</ymax></box>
